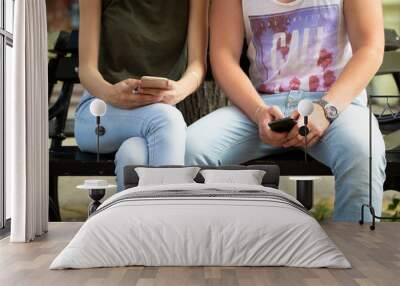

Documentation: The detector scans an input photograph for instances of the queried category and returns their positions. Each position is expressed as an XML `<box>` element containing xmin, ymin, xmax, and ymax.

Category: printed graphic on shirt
<box><xmin>249</xmin><ymin>5</ymin><xmax>340</xmax><ymax>93</ymax></box>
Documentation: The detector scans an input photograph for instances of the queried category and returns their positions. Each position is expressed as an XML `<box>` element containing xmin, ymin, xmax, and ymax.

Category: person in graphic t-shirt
<box><xmin>186</xmin><ymin>0</ymin><xmax>386</xmax><ymax>222</ymax></box>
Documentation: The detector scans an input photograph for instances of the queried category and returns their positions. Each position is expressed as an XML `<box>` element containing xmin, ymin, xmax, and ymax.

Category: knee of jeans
<box><xmin>75</xmin><ymin>120</ymin><xmax>119</xmax><ymax>154</ymax></box>
<box><xmin>76</xmin><ymin>133</ymin><xmax>119</xmax><ymax>154</ymax></box>
<box><xmin>115</xmin><ymin>137</ymin><xmax>148</xmax><ymax>170</ymax></box>
<box><xmin>150</xmin><ymin>104</ymin><xmax>186</xmax><ymax>130</ymax></box>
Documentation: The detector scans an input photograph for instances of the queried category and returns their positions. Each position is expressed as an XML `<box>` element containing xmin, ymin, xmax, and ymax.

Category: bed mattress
<box><xmin>50</xmin><ymin>183</ymin><xmax>350</xmax><ymax>269</ymax></box>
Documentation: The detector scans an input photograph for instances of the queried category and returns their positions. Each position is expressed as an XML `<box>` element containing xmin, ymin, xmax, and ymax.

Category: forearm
<box><xmin>326</xmin><ymin>0</ymin><xmax>384</xmax><ymax>112</ymax></box>
<box><xmin>79</xmin><ymin>66</ymin><xmax>114</xmax><ymax>101</ymax></box>
<box><xmin>79</xmin><ymin>0</ymin><xmax>115</xmax><ymax>102</ymax></box>
<box><xmin>212</xmin><ymin>53</ymin><xmax>266</xmax><ymax>123</ymax></box>
<box><xmin>324</xmin><ymin>46</ymin><xmax>383</xmax><ymax>111</ymax></box>
<box><xmin>177</xmin><ymin>61</ymin><xmax>206</xmax><ymax>101</ymax></box>
<box><xmin>176</xmin><ymin>0</ymin><xmax>208</xmax><ymax>102</ymax></box>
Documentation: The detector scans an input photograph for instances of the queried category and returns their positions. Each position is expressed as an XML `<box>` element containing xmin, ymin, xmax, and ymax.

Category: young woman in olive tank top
<box><xmin>75</xmin><ymin>0</ymin><xmax>208</xmax><ymax>191</ymax></box>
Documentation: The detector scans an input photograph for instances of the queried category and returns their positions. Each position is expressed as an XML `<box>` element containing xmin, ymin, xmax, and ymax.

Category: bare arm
<box><xmin>324</xmin><ymin>0</ymin><xmax>384</xmax><ymax>111</ymax></box>
<box><xmin>285</xmin><ymin>0</ymin><xmax>384</xmax><ymax>148</ymax></box>
<box><xmin>210</xmin><ymin>0</ymin><xmax>266</xmax><ymax>123</ymax></box>
<box><xmin>210</xmin><ymin>0</ymin><xmax>287</xmax><ymax>146</ymax></box>
<box><xmin>177</xmin><ymin>0</ymin><xmax>208</xmax><ymax>100</ymax></box>
<box><xmin>78</xmin><ymin>0</ymin><xmax>113</xmax><ymax>100</ymax></box>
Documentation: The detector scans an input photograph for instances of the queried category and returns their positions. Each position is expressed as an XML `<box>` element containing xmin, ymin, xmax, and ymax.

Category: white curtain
<box><xmin>7</xmin><ymin>0</ymin><xmax>48</xmax><ymax>242</ymax></box>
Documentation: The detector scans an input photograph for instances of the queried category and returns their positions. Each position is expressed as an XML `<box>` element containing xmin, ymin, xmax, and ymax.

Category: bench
<box><xmin>49</xmin><ymin>146</ymin><xmax>400</xmax><ymax>219</ymax></box>
<box><xmin>48</xmin><ymin>30</ymin><xmax>400</xmax><ymax>221</ymax></box>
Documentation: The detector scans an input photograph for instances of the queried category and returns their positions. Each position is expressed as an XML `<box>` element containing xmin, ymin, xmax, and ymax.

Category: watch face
<box><xmin>325</xmin><ymin>104</ymin><xmax>338</xmax><ymax>119</ymax></box>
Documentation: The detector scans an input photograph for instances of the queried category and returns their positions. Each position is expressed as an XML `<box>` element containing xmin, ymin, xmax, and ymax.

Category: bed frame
<box><xmin>123</xmin><ymin>165</ymin><xmax>281</xmax><ymax>190</ymax></box>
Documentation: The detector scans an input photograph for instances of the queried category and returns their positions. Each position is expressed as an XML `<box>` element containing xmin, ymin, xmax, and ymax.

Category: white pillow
<box><xmin>135</xmin><ymin>167</ymin><xmax>201</xmax><ymax>186</ymax></box>
<box><xmin>200</xmin><ymin>169</ymin><xmax>266</xmax><ymax>185</ymax></box>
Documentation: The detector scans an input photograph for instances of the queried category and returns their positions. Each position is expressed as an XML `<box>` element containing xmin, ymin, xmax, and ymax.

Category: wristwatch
<box><xmin>313</xmin><ymin>99</ymin><xmax>339</xmax><ymax>123</ymax></box>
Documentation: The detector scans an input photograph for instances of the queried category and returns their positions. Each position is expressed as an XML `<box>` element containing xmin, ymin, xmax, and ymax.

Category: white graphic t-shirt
<box><xmin>243</xmin><ymin>0</ymin><xmax>364</xmax><ymax>99</ymax></box>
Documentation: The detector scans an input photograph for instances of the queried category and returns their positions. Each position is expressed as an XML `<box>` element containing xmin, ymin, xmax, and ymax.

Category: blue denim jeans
<box><xmin>74</xmin><ymin>92</ymin><xmax>187</xmax><ymax>191</ymax></box>
<box><xmin>185</xmin><ymin>91</ymin><xmax>386</xmax><ymax>222</ymax></box>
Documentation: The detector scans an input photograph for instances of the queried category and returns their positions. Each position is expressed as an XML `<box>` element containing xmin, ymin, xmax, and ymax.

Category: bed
<box><xmin>50</xmin><ymin>165</ymin><xmax>350</xmax><ymax>269</ymax></box>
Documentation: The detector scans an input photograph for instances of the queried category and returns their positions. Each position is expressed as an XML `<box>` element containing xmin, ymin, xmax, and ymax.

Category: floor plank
<box><xmin>0</xmin><ymin>222</ymin><xmax>399</xmax><ymax>286</ymax></box>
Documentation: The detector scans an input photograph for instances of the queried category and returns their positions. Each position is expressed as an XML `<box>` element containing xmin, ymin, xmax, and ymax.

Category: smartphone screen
<box><xmin>268</xmin><ymin>117</ymin><xmax>297</xmax><ymax>133</ymax></box>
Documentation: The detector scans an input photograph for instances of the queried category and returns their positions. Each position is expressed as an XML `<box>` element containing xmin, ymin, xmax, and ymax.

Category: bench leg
<box><xmin>49</xmin><ymin>174</ymin><xmax>61</xmax><ymax>222</ymax></box>
<box><xmin>296</xmin><ymin>180</ymin><xmax>314</xmax><ymax>210</ymax></box>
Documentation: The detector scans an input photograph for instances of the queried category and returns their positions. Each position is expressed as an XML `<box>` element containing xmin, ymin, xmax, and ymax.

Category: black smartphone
<box><xmin>268</xmin><ymin>117</ymin><xmax>297</xmax><ymax>133</ymax></box>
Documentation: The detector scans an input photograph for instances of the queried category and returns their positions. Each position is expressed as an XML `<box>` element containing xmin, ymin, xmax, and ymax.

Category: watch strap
<box><xmin>314</xmin><ymin>99</ymin><xmax>337</xmax><ymax>123</ymax></box>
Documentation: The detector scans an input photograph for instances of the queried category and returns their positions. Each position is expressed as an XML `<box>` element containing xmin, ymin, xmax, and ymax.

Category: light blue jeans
<box><xmin>185</xmin><ymin>91</ymin><xmax>387</xmax><ymax>222</ymax></box>
<box><xmin>74</xmin><ymin>92</ymin><xmax>187</xmax><ymax>191</ymax></box>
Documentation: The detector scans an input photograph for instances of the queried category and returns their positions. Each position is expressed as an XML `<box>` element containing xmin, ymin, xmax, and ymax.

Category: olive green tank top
<box><xmin>99</xmin><ymin>0</ymin><xmax>189</xmax><ymax>84</ymax></box>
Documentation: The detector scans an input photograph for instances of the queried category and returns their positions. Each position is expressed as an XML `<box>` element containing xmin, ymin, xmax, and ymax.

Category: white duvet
<box><xmin>50</xmin><ymin>183</ymin><xmax>351</xmax><ymax>269</ymax></box>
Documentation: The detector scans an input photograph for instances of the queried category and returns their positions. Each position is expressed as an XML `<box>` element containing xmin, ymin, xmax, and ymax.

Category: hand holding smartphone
<box><xmin>268</xmin><ymin>117</ymin><xmax>297</xmax><ymax>133</ymax></box>
<box><xmin>140</xmin><ymin>76</ymin><xmax>169</xmax><ymax>89</ymax></box>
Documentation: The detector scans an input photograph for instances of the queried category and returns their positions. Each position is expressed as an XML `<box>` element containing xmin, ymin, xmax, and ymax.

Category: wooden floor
<box><xmin>0</xmin><ymin>222</ymin><xmax>399</xmax><ymax>286</ymax></box>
